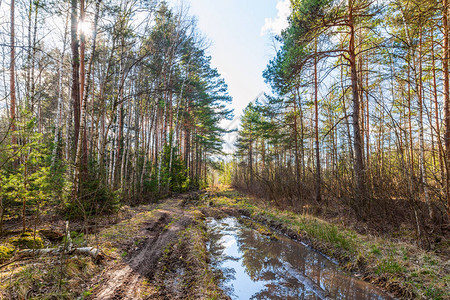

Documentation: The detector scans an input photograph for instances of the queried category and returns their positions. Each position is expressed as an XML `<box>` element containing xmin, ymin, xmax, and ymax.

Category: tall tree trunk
<box><xmin>314</xmin><ymin>40</ymin><xmax>321</xmax><ymax>203</ymax></box>
<box><xmin>52</xmin><ymin>15</ymin><xmax>69</xmax><ymax>167</ymax></box>
<box><xmin>365</xmin><ymin>58</ymin><xmax>370</xmax><ymax>175</ymax></box>
<box><xmin>169</xmin><ymin>63</ymin><xmax>189</xmax><ymax>190</ymax></box>
<box><xmin>26</xmin><ymin>0</ymin><xmax>32</xmax><ymax>109</ymax></box>
<box><xmin>293</xmin><ymin>91</ymin><xmax>301</xmax><ymax>193</ymax></box>
<box><xmin>417</xmin><ymin>28</ymin><xmax>432</xmax><ymax>219</ymax></box>
<box><xmin>348</xmin><ymin>1</ymin><xmax>365</xmax><ymax>213</ymax></box>
<box><xmin>73</xmin><ymin>0</ymin><xmax>87</xmax><ymax>198</ymax></box>
<box><xmin>431</xmin><ymin>34</ymin><xmax>444</xmax><ymax>177</ymax></box>
<box><xmin>71</xmin><ymin>0</ymin><xmax>80</xmax><ymax>161</ymax></box>
<box><xmin>82</xmin><ymin>0</ymin><xmax>101</xmax><ymax>165</ymax></box>
<box><xmin>30</xmin><ymin>0</ymin><xmax>39</xmax><ymax>115</ymax></box>
<box><xmin>299</xmin><ymin>88</ymin><xmax>305</xmax><ymax>181</ymax></box>
<box><xmin>407</xmin><ymin>67</ymin><xmax>414</xmax><ymax>175</ymax></box>
<box><xmin>10</xmin><ymin>0</ymin><xmax>16</xmax><ymax>147</ymax></box>
<box><xmin>121</xmin><ymin>101</ymin><xmax>131</xmax><ymax>194</ymax></box>
<box><xmin>249</xmin><ymin>141</ymin><xmax>253</xmax><ymax>186</ymax></box>
<box><xmin>443</xmin><ymin>0</ymin><xmax>450</xmax><ymax>218</ymax></box>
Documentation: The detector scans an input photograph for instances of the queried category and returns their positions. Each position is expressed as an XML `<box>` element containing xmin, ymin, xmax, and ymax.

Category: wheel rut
<box><xmin>88</xmin><ymin>202</ymin><xmax>195</xmax><ymax>300</ymax></box>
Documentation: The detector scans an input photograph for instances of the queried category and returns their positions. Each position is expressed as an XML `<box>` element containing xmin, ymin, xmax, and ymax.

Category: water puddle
<box><xmin>207</xmin><ymin>216</ymin><xmax>394</xmax><ymax>300</ymax></box>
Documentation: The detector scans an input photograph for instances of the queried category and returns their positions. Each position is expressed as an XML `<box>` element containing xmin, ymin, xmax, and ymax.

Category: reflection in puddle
<box><xmin>207</xmin><ymin>217</ymin><xmax>394</xmax><ymax>300</ymax></box>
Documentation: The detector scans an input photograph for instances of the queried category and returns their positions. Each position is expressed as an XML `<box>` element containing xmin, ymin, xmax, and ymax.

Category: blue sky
<box><xmin>169</xmin><ymin>0</ymin><xmax>290</xmax><ymax>152</ymax></box>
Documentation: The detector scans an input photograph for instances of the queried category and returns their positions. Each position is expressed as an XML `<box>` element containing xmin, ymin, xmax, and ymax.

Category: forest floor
<box><xmin>0</xmin><ymin>193</ymin><xmax>225</xmax><ymax>299</ymax></box>
<box><xmin>0</xmin><ymin>187</ymin><xmax>448</xmax><ymax>299</ymax></box>
<box><xmin>85</xmin><ymin>196</ymin><xmax>224</xmax><ymax>300</ymax></box>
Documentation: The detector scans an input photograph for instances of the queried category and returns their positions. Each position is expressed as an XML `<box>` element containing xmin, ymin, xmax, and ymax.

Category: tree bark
<box><xmin>52</xmin><ymin>15</ymin><xmax>69</xmax><ymax>167</ymax></box>
<box><xmin>314</xmin><ymin>39</ymin><xmax>321</xmax><ymax>203</ymax></box>
<box><xmin>10</xmin><ymin>0</ymin><xmax>16</xmax><ymax>147</ymax></box>
<box><xmin>417</xmin><ymin>28</ymin><xmax>431</xmax><ymax>219</ymax></box>
<box><xmin>73</xmin><ymin>0</ymin><xmax>89</xmax><ymax>198</ymax></box>
<box><xmin>348</xmin><ymin>0</ymin><xmax>365</xmax><ymax>212</ymax></box>
<box><xmin>71</xmin><ymin>0</ymin><xmax>80</xmax><ymax>161</ymax></box>
<box><xmin>431</xmin><ymin>34</ymin><xmax>444</xmax><ymax>177</ymax></box>
<box><xmin>443</xmin><ymin>0</ymin><xmax>450</xmax><ymax>218</ymax></box>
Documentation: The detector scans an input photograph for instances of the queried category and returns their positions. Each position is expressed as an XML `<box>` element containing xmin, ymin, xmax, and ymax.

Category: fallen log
<box><xmin>18</xmin><ymin>246</ymin><xmax>102</xmax><ymax>260</ymax></box>
<box><xmin>72</xmin><ymin>247</ymin><xmax>101</xmax><ymax>259</ymax></box>
<box><xmin>18</xmin><ymin>222</ymin><xmax>102</xmax><ymax>260</ymax></box>
<box><xmin>19</xmin><ymin>248</ymin><xmax>60</xmax><ymax>256</ymax></box>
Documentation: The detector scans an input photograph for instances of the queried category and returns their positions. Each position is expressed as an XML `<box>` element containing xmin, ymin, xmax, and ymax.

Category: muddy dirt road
<box><xmin>87</xmin><ymin>198</ymin><xmax>223</xmax><ymax>300</ymax></box>
<box><xmin>85</xmin><ymin>193</ymin><xmax>400</xmax><ymax>300</ymax></box>
<box><xmin>88</xmin><ymin>210</ymin><xmax>176</xmax><ymax>299</ymax></box>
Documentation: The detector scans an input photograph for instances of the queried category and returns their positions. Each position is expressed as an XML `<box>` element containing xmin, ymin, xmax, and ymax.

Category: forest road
<box><xmin>87</xmin><ymin>199</ymin><xmax>196</xmax><ymax>300</ymax></box>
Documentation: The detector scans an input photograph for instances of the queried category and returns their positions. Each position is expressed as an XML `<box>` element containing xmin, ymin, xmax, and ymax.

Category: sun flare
<box><xmin>78</xmin><ymin>21</ymin><xmax>92</xmax><ymax>36</ymax></box>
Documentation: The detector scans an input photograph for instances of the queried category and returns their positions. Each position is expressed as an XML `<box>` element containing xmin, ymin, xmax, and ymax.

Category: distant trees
<box><xmin>234</xmin><ymin>0</ymin><xmax>449</xmax><ymax>246</ymax></box>
<box><xmin>0</xmin><ymin>0</ymin><xmax>231</xmax><ymax>227</ymax></box>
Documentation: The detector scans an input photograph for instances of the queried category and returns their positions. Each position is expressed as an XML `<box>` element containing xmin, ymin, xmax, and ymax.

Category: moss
<box><xmin>0</xmin><ymin>244</ymin><xmax>15</xmax><ymax>261</ymax></box>
<box><xmin>10</xmin><ymin>233</ymin><xmax>44</xmax><ymax>249</ymax></box>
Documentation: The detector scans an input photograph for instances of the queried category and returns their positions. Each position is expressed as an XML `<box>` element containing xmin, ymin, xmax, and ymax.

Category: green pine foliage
<box><xmin>0</xmin><ymin>1</ymin><xmax>233</xmax><ymax>225</ymax></box>
<box><xmin>160</xmin><ymin>143</ymin><xmax>190</xmax><ymax>193</ymax></box>
<box><xmin>0</xmin><ymin>110</ymin><xmax>63</xmax><ymax>231</ymax></box>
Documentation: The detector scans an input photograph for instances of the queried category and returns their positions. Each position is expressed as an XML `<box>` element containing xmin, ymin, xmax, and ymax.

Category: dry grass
<box><xmin>0</xmin><ymin>202</ymin><xmax>161</xmax><ymax>299</ymax></box>
<box><xmin>0</xmin><ymin>254</ymin><xmax>98</xmax><ymax>299</ymax></box>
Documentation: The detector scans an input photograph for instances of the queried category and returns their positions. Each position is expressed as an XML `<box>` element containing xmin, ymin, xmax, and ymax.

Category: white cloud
<box><xmin>260</xmin><ymin>0</ymin><xmax>291</xmax><ymax>36</ymax></box>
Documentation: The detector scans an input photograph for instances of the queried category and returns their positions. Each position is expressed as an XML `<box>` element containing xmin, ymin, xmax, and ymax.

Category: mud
<box><xmin>88</xmin><ymin>200</ymin><xmax>197</xmax><ymax>300</ymax></box>
<box><xmin>85</xmin><ymin>194</ymin><xmax>402</xmax><ymax>299</ymax></box>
